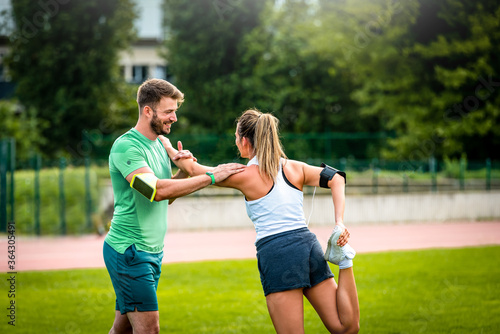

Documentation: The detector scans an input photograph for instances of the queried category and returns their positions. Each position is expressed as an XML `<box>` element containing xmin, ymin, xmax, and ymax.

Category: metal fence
<box><xmin>0</xmin><ymin>139</ymin><xmax>14</xmax><ymax>233</ymax></box>
<box><xmin>0</xmin><ymin>139</ymin><xmax>97</xmax><ymax>235</ymax></box>
<box><xmin>331</xmin><ymin>156</ymin><xmax>499</xmax><ymax>195</ymax></box>
<box><xmin>1</xmin><ymin>137</ymin><xmax>499</xmax><ymax>235</ymax></box>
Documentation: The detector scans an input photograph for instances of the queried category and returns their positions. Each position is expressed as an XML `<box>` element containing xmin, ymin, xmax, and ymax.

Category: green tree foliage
<box><xmin>164</xmin><ymin>0</ymin><xmax>499</xmax><ymax>162</ymax></box>
<box><xmin>242</xmin><ymin>0</ymin><xmax>382</xmax><ymax>134</ymax></box>
<box><xmin>410</xmin><ymin>0</ymin><xmax>500</xmax><ymax>161</ymax></box>
<box><xmin>322</xmin><ymin>0</ymin><xmax>500</xmax><ymax>161</ymax></box>
<box><xmin>0</xmin><ymin>100</ymin><xmax>46</xmax><ymax>160</ymax></box>
<box><xmin>312</xmin><ymin>0</ymin><xmax>424</xmax><ymax>159</ymax></box>
<box><xmin>164</xmin><ymin>0</ymin><xmax>382</xmax><ymax>136</ymax></box>
<box><xmin>163</xmin><ymin>0</ymin><xmax>393</xmax><ymax>160</ymax></box>
<box><xmin>164</xmin><ymin>0</ymin><xmax>267</xmax><ymax>135</ymax></box>
<box><xmin>5</xmin><ymin>0</ymin><xmax>137</xmax><ymax>157</ymax></box>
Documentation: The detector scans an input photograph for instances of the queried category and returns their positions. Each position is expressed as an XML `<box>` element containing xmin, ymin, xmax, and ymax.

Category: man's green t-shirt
<box><xmin>105</xmin><ymin>128</ymin><xmax>172</xmax><ymax>254</ymax></box>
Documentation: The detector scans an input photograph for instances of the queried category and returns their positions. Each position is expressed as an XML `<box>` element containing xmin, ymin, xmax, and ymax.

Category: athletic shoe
<box><xmin>324</xmin><ymin>225</ymin><xmax>356</xmax><ymax>266</ymax></box>
<box><xmin>338</xmin><ymin>244</ymin><xmax>356</xmax><ymax>269</ymax></box>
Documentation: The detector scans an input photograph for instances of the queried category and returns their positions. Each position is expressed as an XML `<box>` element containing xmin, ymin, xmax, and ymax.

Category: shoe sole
<box><xmin>324</xmin><ymin>226</ymin><xmax>343</xmax><ymax>263</ymax></box>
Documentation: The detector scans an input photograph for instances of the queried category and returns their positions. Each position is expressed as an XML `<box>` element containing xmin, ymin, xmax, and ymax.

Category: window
<box><xmin>119</xmin><ymin>66</ymin><xmax>126</xmax><ymax>79</ymax></box>
<box><xmin>132</xmin><ymin>65</ymin><xmax>149</xmax><ymax>84</ymax></box>
<box><xmin>154</xmin><ymin>65</ymin><xmax>166</xmax><ymax>80</ymax></box>
<box><xmin>0</xmin><ymin>52</ymin><xmax>5</xmax><ymax>82</ymax></box>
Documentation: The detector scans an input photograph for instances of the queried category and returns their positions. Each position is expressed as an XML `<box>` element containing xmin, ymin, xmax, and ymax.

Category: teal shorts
<box><xmin>103</xmin><ymin>242</ymin><xmax>163</xmax><ymax>314</ymax></box>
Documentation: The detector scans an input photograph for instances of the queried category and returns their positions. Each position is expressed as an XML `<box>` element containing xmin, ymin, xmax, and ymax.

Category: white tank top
<box><xmin>245</xmin><ymin>157</ymin><xmax>307</xmax><ymax>243</ymax></box>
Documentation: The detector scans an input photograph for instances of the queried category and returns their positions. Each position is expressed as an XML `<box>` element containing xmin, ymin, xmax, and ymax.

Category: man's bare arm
<box><xmin>126</xmin><ymin>163</ymin><xmax>245</xmax><ymax>202</ymax></box>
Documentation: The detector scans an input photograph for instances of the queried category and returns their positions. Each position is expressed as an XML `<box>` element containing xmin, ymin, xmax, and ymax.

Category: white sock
<box><xmin>338</xmin><ymin>244</ymin><xmax>356</xmax><ymax>269</ymax></box>
<box><xmin>338</xmin><ymin>258</ymin><xmax>353</xmax><ymax>269</ymax></box>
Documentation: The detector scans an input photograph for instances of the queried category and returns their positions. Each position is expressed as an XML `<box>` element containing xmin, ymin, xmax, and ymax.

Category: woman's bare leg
<box><xmin>303</xmin><ymin>268</ymin><xmax>360</xmax><ymax>334</ymax></box>
<box><xmin>266</xmin><ymin>288</ymin><xmax>305</xmax><ymax>334</ymax></box>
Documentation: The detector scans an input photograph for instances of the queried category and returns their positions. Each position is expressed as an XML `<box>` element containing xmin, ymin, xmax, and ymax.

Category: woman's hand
<box><xmin>335</xmin><ymin>222</ymin><xmax>351</xmax><ymax>246</ymax></box>
<box><xmin>158</xmin><ymin>135</ymin><xmax>173</xmax><ymax>149</ymax></box>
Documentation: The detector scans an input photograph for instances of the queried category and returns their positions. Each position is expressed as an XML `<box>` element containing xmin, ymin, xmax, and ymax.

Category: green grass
<box><xmin>1</xmin><ymin>246</ymin><xmax>499</xmax><ymax>333</ymax></box>
<box><xmin>5</xmin><ymin>160</ymin><xmax>498</xmax><ymax>332</ymax></box>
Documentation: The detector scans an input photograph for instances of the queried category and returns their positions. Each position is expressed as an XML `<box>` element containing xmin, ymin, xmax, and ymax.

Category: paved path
<box><xmin>2</xmin><ymin>221</ymin><xmax>500</xmax><ymax>272</ymax></box>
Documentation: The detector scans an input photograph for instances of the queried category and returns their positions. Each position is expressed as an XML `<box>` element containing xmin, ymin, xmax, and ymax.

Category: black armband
<box><xmin>319</xmin><ymin>163</ymin><xmax>346</xmax><ymax>188</ymax></box>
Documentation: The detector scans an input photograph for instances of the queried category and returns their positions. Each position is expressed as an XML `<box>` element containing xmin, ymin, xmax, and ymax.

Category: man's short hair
<box><xmin>137</xmin><ymin>79</ymin><xmax>184</xmax><ymax>112</ymax></box>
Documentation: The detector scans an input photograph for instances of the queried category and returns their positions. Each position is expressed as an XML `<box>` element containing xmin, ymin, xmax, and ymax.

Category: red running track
<box><xmin>2</xmin><ymin>221</ymin><xmax>500</xmax><ymax>272</ymax></box>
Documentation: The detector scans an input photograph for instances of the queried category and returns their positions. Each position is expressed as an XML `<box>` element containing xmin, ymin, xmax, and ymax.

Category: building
<box><xmin>119</xmin><ymin>0</ymin><xmax>169</xmax><ymax>84</ymax></box>
<box><xmin>0</xmin><ymin>0</ymin><xmax>14</xmax><ymax>98</ymax></box>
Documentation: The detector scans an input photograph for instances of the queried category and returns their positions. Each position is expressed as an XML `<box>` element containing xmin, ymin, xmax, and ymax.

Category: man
<box><xmin>103</xmin><ymin>78</ymin><xmax>245</xmax><ymax>334</ymax></box>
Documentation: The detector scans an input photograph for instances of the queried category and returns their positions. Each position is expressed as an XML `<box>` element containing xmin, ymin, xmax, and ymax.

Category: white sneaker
<box><xmin>324</xmin><ymin>226</ymin><xmax>356</xmax><ymax>266</ymax></box>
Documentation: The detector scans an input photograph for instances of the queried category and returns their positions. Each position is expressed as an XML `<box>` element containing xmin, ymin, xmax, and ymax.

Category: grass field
<box><xmin>1</xmin><ymin>246</ymin><xmax>499</xmax><ymax>333</ymax></box>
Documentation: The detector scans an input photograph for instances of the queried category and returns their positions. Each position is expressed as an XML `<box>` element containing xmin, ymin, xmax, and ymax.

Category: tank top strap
<box><xmin>247</xmin><ymin>156</ymin><xmax>258</xmax><ymax>166</ymax></box>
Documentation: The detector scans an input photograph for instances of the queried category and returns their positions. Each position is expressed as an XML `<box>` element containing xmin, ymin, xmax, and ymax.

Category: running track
<box><xmin>2</xmin><ymin>221</ymin><xmax>500</xmax><ymax>272</ymax></box>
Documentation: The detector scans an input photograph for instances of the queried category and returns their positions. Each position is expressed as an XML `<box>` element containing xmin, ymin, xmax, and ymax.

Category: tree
<box><xmin>5</xmin><ymin>0</ymin><xmax>137</xmax><ymax>157</ymax></box>
<box><xmin>0</xmin><ymin>100</ymin><xmax>46</xmax><ymax>160</ymax></box>
<box><xmin>164</xmin><ymin>0</ymin><xmax>500</xmax><ymax>162</ymax></box>
<box><xmin>319</xmin><ymin>0</ymin><xmax>500</xmax><ymax>161</ymax></box>
<box><xmin>163</xmin><ymin>0</ymin><xmax>267</xmax><ymax>135</ymax></box>
<box><xmin>242</xmin><ymin>0</ymin><xmax>381</xmax><ymax>134</ymax></box>
<box><xmin>163</xmin><ymin>0</ymin><xmax>387</xmax><ymax>160</ymax></box>
<box><xmin>409</xmin><ymin>0</ymin><xmax>500</xmax><ymax>161</ymax></box>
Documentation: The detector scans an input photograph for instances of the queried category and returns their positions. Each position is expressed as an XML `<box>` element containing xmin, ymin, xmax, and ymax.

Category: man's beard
<box><xmin>150</xmin><ymin>112</ymin><xmax>170</xmax><ymax>135</ymax></box>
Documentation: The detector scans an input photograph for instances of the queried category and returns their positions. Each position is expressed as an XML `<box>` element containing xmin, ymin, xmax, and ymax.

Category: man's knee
<box><xmin>109</xmin><ymin>325</ymin><xmax>133</xmax><ymax>334</ymax></box>
<box><xmin>127</xmin><ymin>310</ymin><xmax>160</xmax><ymax>334</ymax></box>
<box><xmin>149</xmin><ymin>324</ymin><xmax>160</xmax><ymax>334</ymax></box>
<box><xmin>109</xmin><ymin>311</ymin><xmax>133</xmax><ymax>334</ymax></box>
<box><xmin>136</xmin><ymin>323</ymin><xmax>159</xmax><ymax>334</ymax></box>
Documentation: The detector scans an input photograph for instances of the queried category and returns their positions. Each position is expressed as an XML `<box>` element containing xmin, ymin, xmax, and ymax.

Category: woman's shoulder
<box><xmin>218</xmin><ymin>162</ymin><xmax>274</xmax><ymax>200</ymax></box>
<box><xmin>219</xmin><ymin>163</ymin><xmax>261</xmax><ymax>186</ymax></box>
<box><xmin>282</xmin><ymin>159</ymin><xmax>306</xmax><ymax>171</ymax></box>
<box><xmin>282</xmin><ymin>159</ymin><xmax>306</xmax><ymax>189</ymax></box>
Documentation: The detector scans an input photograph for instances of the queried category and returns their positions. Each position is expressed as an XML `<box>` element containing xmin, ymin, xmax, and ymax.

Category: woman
<box><xmin>160</xmin><ymin>109</ymin><xmax>360</xmax><ymax>334</ymax></box>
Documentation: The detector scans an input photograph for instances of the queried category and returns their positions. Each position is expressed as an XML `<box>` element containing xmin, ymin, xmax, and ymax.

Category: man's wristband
<box><xmin>206</xmin><ymin>171</ymin><xmax>215</xmax><ymax>185</ymax></box>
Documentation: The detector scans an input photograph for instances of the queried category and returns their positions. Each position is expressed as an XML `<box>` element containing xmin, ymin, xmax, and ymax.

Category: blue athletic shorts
<box><xmin>256</xmin><ymin>227</ymin><xmax>334</xmax><ymax>296</ymax></box>
<box><xmin>103</xmin><ymin>242</ymin><xmax>163</xmax><ymax>314</ymax></box>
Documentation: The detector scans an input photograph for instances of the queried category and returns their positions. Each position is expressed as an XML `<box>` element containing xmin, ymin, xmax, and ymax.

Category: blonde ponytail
<box><xmin>237</xmin><ymin>109</ymin><xmax>287</xmax><ymax>180</ymax></box>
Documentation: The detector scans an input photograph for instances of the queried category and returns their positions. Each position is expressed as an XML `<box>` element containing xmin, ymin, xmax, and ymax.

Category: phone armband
<box><xmin>319</xmin><ymin>163</ymin><xmax>346</xmax><ymax>188</ymax></box>
<box><xmin>130</xmin><ymin>173</ymin><xmax>158</xmax><ymax>202</ymax></box>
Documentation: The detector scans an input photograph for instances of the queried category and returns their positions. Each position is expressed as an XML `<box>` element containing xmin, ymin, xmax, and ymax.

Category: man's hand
<box><xmin>158</xmin><ymin>136</ymin><xmax>197</xmax><ymax>162</ymax></box>
<box><xmin>172</xmin><ymin>141</ymin><xmax>197</xmax><ymax>162</ymax></box>
<box><xmin>212</xmin><ymin>163</ymin><xmax>246</xmax><ymax>183</ymax></box>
